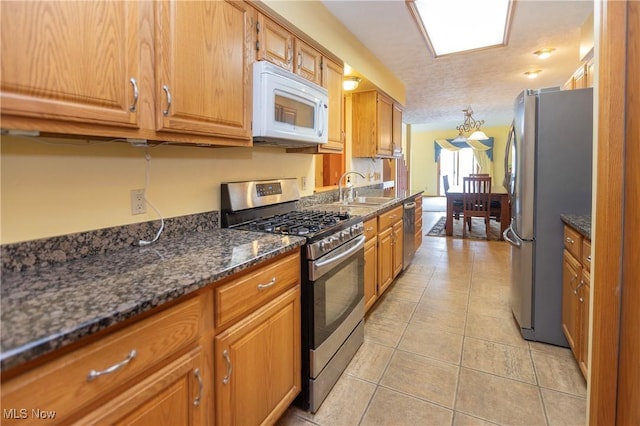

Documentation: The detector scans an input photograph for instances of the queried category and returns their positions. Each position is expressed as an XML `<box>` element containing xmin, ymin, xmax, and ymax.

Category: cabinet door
<box><xmin>78</xmin><ymin>348</ymin><xmax>208</xmax><ymax>426</ymax></box>
<box><xmin>295</xmin><ymin>40</ymin><xmax>322</xmax><ymax>85</ymax></box>
<box><xmin>322</xmin><ymin>58</ymin><xmax>345</xmax><ymax>152</ymax></box>
<box><xmin>351</xmin><ymin>91</ymin><xmax>378</xmax><ymax>158</ymax></box>
<box><xmin>364</xmin><ymin>238</ymin><xmax>378</xmax><ymax>312</ymax></box>
<box><xmin>392</xmin><ymin>220</ymin><xmax>404</xmax><ymax>278</ymax></box>
<box><xmin>562</xmin><ymin>250</ymin><xmax>581</xmax><ymax>357</ymax></box>
<box><xmin>215</xmin><ymin>286</ymin><xmax>301</xmax><ymax>426</ymax></box>
<box><xmin>1</xmin><ymin>1</ymin><xmax>140</xmax><ymax>128</ymax></box>
<box><xmin>579</xmin><ymin>271</ymin><xmax>590</xmax><ymax>379</ymax></box>
<box><xmin>377</xmin><ymin>93</ymin><xmax>393</xmax><ymax>156</ymax></box>
<box><xmin>377</xmin><ymin>227</ymin><xmax>394</xmax><ymax>295</ymax></box>
<box><xmin>392</xmin><ymin>104</ymin><xmax>403</xmax><ymax>155</ymax></box>
<box><xmin>257</xmin><ymin>14</ymin><xmax>294</xmax><ymax>72</ymax></box>
<box><xmin>156</xmin><ymin>0</ymin><xmax>252</xmax><ymax>142</ymax></box>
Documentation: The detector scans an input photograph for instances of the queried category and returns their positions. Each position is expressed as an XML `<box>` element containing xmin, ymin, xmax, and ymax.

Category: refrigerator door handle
<box><xmin>503</xmin><ymin>221</ymin><xmax>523</xmax><ymax>247</ymax></box>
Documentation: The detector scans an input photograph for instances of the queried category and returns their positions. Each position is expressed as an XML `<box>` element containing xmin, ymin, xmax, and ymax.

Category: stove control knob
<box><xmin>341</xmin><ymin>230</ymin><xmax>351</xmax><ymax>241</ymax></box>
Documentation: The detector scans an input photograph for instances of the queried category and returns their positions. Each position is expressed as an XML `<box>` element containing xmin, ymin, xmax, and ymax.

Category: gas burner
<box><xmin>238</xmin><ymin>209</ymin><xmax>353</xmax><ymax>238</ymax></box>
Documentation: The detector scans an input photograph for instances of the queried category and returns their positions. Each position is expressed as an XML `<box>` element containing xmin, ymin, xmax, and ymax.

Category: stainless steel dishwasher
<box><xmin>403</xmin><ymin>199</ymin><xmax>416</xmax><ymax>269</ymax></box>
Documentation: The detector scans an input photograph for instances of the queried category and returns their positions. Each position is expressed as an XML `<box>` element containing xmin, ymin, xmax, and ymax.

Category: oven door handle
<box><xmin>310</xmin><ymin>235</ymin><xmax>365</xmax><ymax>281</ymax></box>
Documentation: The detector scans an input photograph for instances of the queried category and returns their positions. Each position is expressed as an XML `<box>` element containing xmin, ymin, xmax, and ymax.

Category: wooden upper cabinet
<box><xmin>352</xmin><ymin>90</ymin><xmax>397</xmax><ymax>158</ymax></box>
<box><xmin>295</xmin><ymin>40</ymin><xmax>322</xmax><ymax>85</ymax></box>
<box><xmin>155</xmin><ymin>0</ymin><xmax>253</xmax><ymax>142</ymax></box>
<box><xmin>322</xmin><ymin>58</ymin><xmax>345</xmax><ymax>151</ymax></box>
<box><xmin>392</xmin><ymin>103</ymin><xmax>403</xmax><ymax>155</ymax></box>
<box><xmin>257</xmin><ymin>14</ymin><xmax>294</xmax><ymax>72</ymax></box>
<box><xmin>0</xmin><ymin>1</ymin><xmax>140</xmax><ymax>128</ymax></box>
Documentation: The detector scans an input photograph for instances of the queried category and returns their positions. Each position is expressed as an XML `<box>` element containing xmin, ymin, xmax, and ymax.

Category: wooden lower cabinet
<box><xmin>78</xmin><ymin>347</ymin><xmax>208</xmax><ymax>425</ymax></box>
<box><xmin>362</xmin><ymin>217</ymin><xmax>379</xmax><ymax>313</ymax></box>
<box><xmin>377</xmin><ymin>226</ymin><xmax>394</xmax><ymax>295</ymax></box>
<box><xmin>214</xmin><ymin>286</ymin><xmax>301</xmax><ymax>426</ymax></box>
<box><xmin>561</xmin><ymin>224</ymin><xmax>591</xmax><ymax>380</ymax></box>
<box><xmin>562</xmin><ymin>249</ymin><xmax>581</xmax><ymax>355</ymax></box>
<box><xmin>0</xmin><ymin>294</ymin><xmax>208</xmax><ymax>425</ymax></box>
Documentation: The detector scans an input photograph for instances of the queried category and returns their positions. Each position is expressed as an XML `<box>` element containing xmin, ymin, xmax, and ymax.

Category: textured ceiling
<box><xmin>321</xmin><ymin>0</ymin><xmax>594</xmax><ymax>130</ymax></box>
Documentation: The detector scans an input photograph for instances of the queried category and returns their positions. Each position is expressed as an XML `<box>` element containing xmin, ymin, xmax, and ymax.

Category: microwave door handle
<box><xmin>318</xmin><ymin>101</ymin><xmax>327</xmax><ymax>137</ymax></box>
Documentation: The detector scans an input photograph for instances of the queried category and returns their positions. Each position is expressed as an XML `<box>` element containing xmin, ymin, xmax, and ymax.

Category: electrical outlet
<box><xmin>131</xmin><ymin>189</ymin><xmax>146</xmax><ymax>215</ymax></box>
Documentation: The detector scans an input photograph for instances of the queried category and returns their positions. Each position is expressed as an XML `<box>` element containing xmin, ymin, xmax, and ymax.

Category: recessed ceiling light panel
<box><xmin>406</xmin><ymin>0</ymin><xmax>513</xmax><ymax>57</ymax></box>
<box><xmin>533</xmin><ymin>48</ymin><xmax>555</xmax><ymax>59</ymax></box>
<box><xmin>524</xmin><ymin>70</ymin><xmax>542</xmax><ymax>79</ymax></box>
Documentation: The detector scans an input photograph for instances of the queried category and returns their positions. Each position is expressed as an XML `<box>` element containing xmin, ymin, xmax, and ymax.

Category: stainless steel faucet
<box><xmin>338</xmin><ymin>171</ymin><xmax>365</xmax><ymax>203</ymax></box>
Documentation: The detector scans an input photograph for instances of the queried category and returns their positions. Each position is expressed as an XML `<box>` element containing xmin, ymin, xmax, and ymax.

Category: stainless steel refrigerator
<box><xmin>503</xmin><ymin>87</ymin><xmax>593</xmax><ymax>347</ymax></box>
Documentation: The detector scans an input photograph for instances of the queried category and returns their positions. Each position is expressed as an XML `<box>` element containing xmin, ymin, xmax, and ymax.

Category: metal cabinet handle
<box><xmin>222</xmin><ymin>349</ymin><xmax>232</xmax><ymax>385</ymax></box>
<box><xmin>87</xmin><ymin>349</ymin><xmax>137</xmax><ymax>382</ymax></box>
<box><xmin>162</xmin><ymin>85</ymin><xmax>172</xmax><ymax>117</ymax></box>
<box><xmin>193</xmin><ymin>368</ymin><xmax>203</xmax><ymax>406</ymax></box>
<box><xmin>129</xmin><ymin>77</ymin><xmax>139</xmax><ymax>112</ymax></box>
<box><xmin>579</xmin><ymin>296</ymin><xmax>584</xmax><ymax>303</ymax></box>
<box><xmin>366</xmin><ymin>227</ymin><xmax>374</xmax><ymax>232</ymax></box>
<box><xmin>586</xmin><ymin>255</ymin><xmax>592</xmax><ymax>263</ymax></box>
<box><xmin>565</xmin><ymin>237</ymin><xmax>574</xmax><ymax>244</ymax></box>
<box><xmin>257</xmin><ymin>277</ymin><xmax>276</xmax><ymax>290</ymax></box>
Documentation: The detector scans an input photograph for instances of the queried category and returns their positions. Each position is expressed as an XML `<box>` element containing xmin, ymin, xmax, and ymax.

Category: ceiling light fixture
<box><xmin>533</xmin><ymin>48</ymin><xmax>555</xmax><ymax>59</ymax></box>
<box><xmin>456</xmin><ymin>106</ymin><xmax>488</xmax><ymax>140</ymax></box>
<box><xmin>406</xmin><ymin>0</ymin><xmax>513</xmax><ymax>57</ymax></box>
<box><xmin>343</xmin><ymin>76</ymin><xmax>361</xmax><ymax>91</ymax></box>
<box><xmin>524</xmin><ymin>70</ymin><xmax>542</xmax><ymax>79</ymax></box>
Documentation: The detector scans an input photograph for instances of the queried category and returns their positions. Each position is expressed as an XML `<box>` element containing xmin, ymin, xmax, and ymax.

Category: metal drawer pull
<box><xmin>565</xmin><ymin>237</ymin><xmax>574</xmax><ymax>244</ymax></box>
<box><xmin>162</xmin><ymin>85</ymin><xmax>172</xmax><ymax>117</ymax></box>
<box><xmin>586</xmin><ymin>255</ymin><xmax>592</xmax><ymax>263</ymax></box>
<box><xmin>257</xmin><ymin>277</ymin><xmax>276</xmax><ymax>290</ymax></box>
<box><xmin>129</xmin><ymin>77</ymin><xmax>139</xmax><ymax>112</ymax></box>
<box><xmin>193</xmin><ymin>368</ymin><xmax>203</xmax><ymax>406</ymax></box>
<box><xmin>87</xmin><ymin>349</ymin><xmax>137</xmax><ymax>382</ymax></box>
<box><xmin>222</xmin><ymin>349</ymin><xmax>232</xmax><ymax>385</ymax></box>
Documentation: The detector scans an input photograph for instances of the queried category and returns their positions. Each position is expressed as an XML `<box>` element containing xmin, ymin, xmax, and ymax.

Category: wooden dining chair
<box><xmin>443</xmin><ymin>175</ymin><xmax>463</xmax><ymax>220</ymax></box>
<box><xmin>462</xmin><ymin>176</ymin><xmax>492</xmax><ymax>238</ymax></box>
<box><xmin>469</xmin><ymin>174</ymin><xmax>501</xmax><ymax>221</ymax></box>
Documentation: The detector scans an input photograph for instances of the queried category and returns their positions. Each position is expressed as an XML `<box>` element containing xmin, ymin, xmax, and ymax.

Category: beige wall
<box><xmin>410</xmin><ymin>125</ymin><xmax>511</xmax><ymax>196</ymax></box>
<box><xmin>0</xmin><ymin>136</ymin><xmax>316</xmax><ymax>243</ymax></box>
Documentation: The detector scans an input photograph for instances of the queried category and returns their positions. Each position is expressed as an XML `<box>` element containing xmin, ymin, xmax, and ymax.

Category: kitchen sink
<box><xmin>333</xmin><ymin>196</ymin><xmax>396</xmax><ymax>206</ymax></box>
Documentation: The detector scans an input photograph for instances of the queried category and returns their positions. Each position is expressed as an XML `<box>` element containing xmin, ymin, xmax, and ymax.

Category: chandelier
<box><xmin>455</xmin><ymin>106</ymin><xmax>488</xmax><ymax>141</ymax></box>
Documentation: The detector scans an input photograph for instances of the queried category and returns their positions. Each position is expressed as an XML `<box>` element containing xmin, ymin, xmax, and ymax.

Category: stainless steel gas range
<box><xmin>221</xmin><ymin>178</ymin><xmax>364</xmax><ymax>413</ymax></box>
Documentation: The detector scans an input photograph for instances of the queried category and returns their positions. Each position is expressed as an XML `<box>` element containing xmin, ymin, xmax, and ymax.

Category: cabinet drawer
<box><xmin>582</xmin><ymin>239</ymin><xmax>592</xmax><ymax>272</ymax></box>
<box><xmin>563</xmin><ymin>225</ymin><xmax>583</xmax><ymax>260</ymax></box>
<box><xmin>378</xmin><ymin>205</ymin><xmax>403</xmax><ymax>231</ymax></box>
<box><xmin>215</xmin><ymin>251</ymin><xmax>300</xmax><ymax>329</ymax></box>
<box><xmin>1</xmin><ymin>295</ymin><xmax>204</xmax><ymax>423</ymax></box>
<box><xmin>363</xmin><ymin>217</ymin><xmax>378</xmax><ymax>241</ymax></box>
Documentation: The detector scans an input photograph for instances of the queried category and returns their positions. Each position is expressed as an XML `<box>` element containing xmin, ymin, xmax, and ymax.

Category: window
<box><xmin>439</xmin><ymin>148</ymin><xmax>477</xmax><ymax>194</ymax></box>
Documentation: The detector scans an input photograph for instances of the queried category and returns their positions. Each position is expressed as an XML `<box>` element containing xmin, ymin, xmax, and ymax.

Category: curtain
<box><xmin>434</xmin><ymin>137</ymin><xmax>494</xmax><ymax>180</ymax></box>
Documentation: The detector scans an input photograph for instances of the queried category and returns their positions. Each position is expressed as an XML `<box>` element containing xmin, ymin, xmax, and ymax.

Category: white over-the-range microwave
<box><xmin>252</xmin><ymin>60</ymin><xmax>329</xmax><ymax>147</ymax></box>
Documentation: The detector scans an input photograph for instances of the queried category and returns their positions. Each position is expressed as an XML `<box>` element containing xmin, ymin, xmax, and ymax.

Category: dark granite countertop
<box><xmin>0</xmin><ymin>229</ymin><xmax>306</xmax><ymax>372</ymax></box>
<box><xmin>560</xmin><ymin>214</ymin><xmax>592</xmax><ymax>239</ymax></box>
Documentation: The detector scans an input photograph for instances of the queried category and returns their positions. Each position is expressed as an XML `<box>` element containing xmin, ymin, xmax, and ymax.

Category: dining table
<box><xmin>445</xmin><ymin>185</ymin><xmax>511</xmax><ymax>239</ymax></box>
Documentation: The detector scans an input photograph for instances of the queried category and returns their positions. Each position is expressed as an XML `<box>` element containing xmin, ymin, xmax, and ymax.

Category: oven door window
<box><xmin>312</xmin><ymin>249</ymin><xmax>364</xmax><ymax>348</ymax></box>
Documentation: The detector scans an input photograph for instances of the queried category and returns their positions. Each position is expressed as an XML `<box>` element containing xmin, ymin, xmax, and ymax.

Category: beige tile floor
<box><xmin>278</xmin><ymin>211</ymin><xmax>587</xmax><ymax>426</ymax></box>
